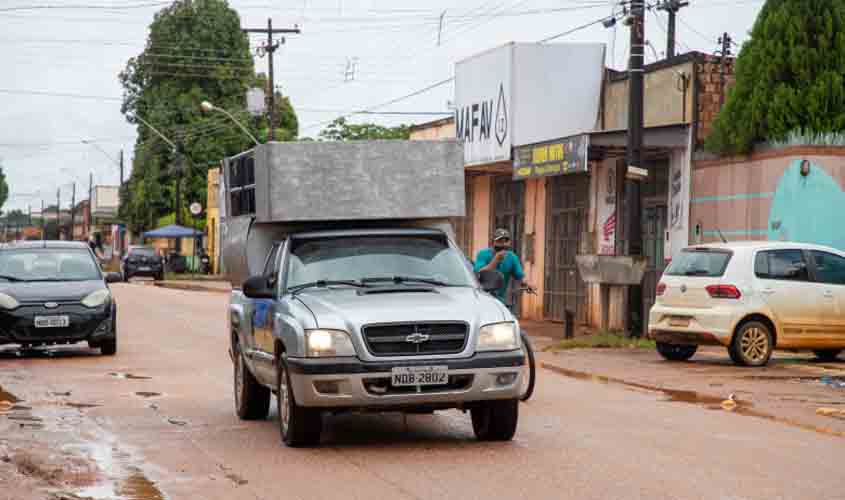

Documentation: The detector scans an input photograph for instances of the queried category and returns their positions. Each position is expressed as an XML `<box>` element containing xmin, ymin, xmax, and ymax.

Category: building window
<box><xmin>229</xmin><ymin>154</ymin><xmax>256</xmax><ymax>217</ymax></box>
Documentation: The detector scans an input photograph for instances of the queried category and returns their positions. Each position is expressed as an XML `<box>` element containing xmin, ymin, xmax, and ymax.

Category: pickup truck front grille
<box><xmin>362</xmin><ymin>322</ymin><xmax>468</xmax><ymax>357</ymax></box>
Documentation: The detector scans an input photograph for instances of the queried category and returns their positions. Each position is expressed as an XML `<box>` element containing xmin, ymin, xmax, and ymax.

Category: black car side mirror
<box><xmin>477</xmin><ymin>270</ymin><xmax>505</xmax><ymax>293</ymax></box>
<box><xmin>243</xmin><ymin>275</ymin><xmax>275</xmax><ymax>299</ymax></box>
<box><xmin>105</xmin><ymin>272</ymin><xmax>122</xmax><ymax>284</ymax></box>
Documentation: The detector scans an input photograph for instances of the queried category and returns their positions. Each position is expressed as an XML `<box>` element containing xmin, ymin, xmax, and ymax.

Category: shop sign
<box><xmin>513</xmin><ymin>135</ymin><xmax>589</xmax><ymax>180</ymax></box>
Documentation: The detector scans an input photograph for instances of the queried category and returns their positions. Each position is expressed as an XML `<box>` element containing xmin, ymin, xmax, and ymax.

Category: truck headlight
<box><xmin>305</xmin><ymin>329</ymin><xmax>356</xmax><ymax>357</ymax></box>
<box><xmin>81</xmin><ymin>289</ymin><xmax>111</xmax><ymax>308</ymax></box>
<box><xmin>476</xmin><ymin>322</ymin><xmax>519</xmax><ymax>352</ymax></box>
<box><xmin>0</xmin><ymin>293</ymin><xmax>19</xmax><ymax>310</ymax></box>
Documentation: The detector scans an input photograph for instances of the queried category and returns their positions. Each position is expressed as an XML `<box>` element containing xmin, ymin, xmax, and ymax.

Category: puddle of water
<box><xmin>541</xmin><ymin>362</ymin><xmax>845</xmax><ymax>439</ymax></box>
<box><xmin>109</xmin><ymin>373</ymin><xmax>152</xmax><ymax>380</ymax></box>
<box><xmin>74</xmin><ymin>442</ymin><xmax>167</xmax><ymax>500</ymax></box>
<box><xmin>134</xmin><ymin>392</ymin><xmax>162</xmax><ymax>399</ymax></box>
<box><xmin>65</xmin><ymin>402</ymin><xmax>103</xmax><ymax>409</ymax></box>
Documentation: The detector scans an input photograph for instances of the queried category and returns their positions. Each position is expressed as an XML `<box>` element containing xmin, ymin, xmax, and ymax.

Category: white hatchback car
<box><xmin>648</xmin><ymin>242</ymin><xmax>845</xmax><ymax>366</ymax></box>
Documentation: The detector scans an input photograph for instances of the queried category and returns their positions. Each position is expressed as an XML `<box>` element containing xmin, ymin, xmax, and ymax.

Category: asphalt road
<box><xmin>1</xmin><ymin>283</ymin><xmax>844</xmax><ymax>500</ymax></box>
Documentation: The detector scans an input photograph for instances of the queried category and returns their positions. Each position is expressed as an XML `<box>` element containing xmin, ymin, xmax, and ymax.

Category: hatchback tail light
<box><xmin>706</xmin><ymin>284</ymin><xmax>742</xmax><ymax>299</ymax></box>
<box><xmin>656</xmin><ymin>282</ymin><xmax>667</xmax><ymax>296</ymax></box>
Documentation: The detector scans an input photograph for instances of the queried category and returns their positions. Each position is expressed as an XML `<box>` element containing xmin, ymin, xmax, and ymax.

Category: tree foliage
<box><xmin>706</xmin><ymin>0</ymin><xmax>845</xmax><ymax>154</ymax></box>
<box><xmin>119</xmin><ymin>0</ymin><xmax>297</xmax><ymax>234</ymax></box>
<box><xmin>318</xmin><ymin>117</ymin><xmax>411</xmax><ymax>141</ymax></box>
<box><xmin>0</xmin><ymin>161</ymin><xmax>8</xmax><ymax>216</ymax></box>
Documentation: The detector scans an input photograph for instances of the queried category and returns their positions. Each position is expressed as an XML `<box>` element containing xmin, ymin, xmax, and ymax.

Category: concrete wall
<box><xmin>521</xmin><ymin>178</ymin><xmax>546</xmax><ymax>319</ymax></box>
<box><xmin>691</xmin><ymin>146</ymin><xmax>845</xmax><ymax>251</ymax></box>
<box><xmin>409</xmin><ymin>119</ymin><xmax>455</xmax><ymax>140</ymax></box>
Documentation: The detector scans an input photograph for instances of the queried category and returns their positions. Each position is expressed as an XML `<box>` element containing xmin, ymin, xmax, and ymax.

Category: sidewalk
<box><xmin>152</xmin><ymin>280</ymin><xmax>232</xmax><ymax>294</ymax></box>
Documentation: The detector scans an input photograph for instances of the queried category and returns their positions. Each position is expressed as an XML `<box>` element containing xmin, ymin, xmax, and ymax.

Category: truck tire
<box><xmin>233</xmin><ymin>346</ymin><xmax>270</xmax><ymax>420</ymax></box>
<box><xmin>99</xmin><ymin>338</ymin><xmax>117</xmax><ymax>356</ymax></box>
<box><xmin>471</xmin><ymin>399</ymin><xmax>518</xmax><ymax>441</ymax></box>
<box><xmin>277</xmin><ymin>356</ymin><xmax>322</xmax><ymax>447</ymax></box>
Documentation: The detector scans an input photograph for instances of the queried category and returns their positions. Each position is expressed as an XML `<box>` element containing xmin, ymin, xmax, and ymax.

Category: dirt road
<box><xmin>2</xmin><ymin>284</ymin><xmax>844</xmax><ymax>500</ymax></box>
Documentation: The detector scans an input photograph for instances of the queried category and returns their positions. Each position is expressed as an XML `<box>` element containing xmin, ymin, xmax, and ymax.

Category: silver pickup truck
<box><xmin>228</xmin><ymin>227</ymin><xmax>524</xmax><ymax>447</ymax></box>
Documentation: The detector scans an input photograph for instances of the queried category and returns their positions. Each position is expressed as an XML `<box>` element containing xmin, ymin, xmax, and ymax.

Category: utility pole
<box><xmin>119</xmin><ymin>149</ymin><xmax>124</xmax><ymax>186</ymax></box>
<box><xmin>70</xmin><ymin>182</ymin><xmax>76</xmax><ymax>241</ymax></box>
<box><xmin>89</xmin><ymin>172</ymin><xmax>94</xmax><ymax>237</ymax></box>
<box><xmin>56</xmin><ymin>188</ymin><xmax>61</xmax><ymax>240</ymax></box>
<box><xmin>657</xmin><ymin>0</ymin><xmax>689</xmax><ymax>59</ymax></box>
<box><xmin>41</xmin><ymin>199</ymin><xmax>45</xmax><ymax>240</ymax></box>
<box><xmin>718</xmin><ymin>32</ymin><xmax>733</xmax><ymax>107</ymax></box>
<box><xmin>243</xmin><ymin>19</ymin><xmax>300</xmax><ymax>141</ymax></box>
<box><xmin>175</xmin><ymin>155</ymin><xmax>183</xmax><ymax>226</ymax></box>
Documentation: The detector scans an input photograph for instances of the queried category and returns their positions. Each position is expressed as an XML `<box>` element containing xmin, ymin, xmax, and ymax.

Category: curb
<box><xmin>152</xmin><ymin>282</ymin><xmax>231</xmax><ymax>294</ymax></box>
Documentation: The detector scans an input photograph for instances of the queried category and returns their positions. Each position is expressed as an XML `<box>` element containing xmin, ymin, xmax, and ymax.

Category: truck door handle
<box><xmin>761</xmin><ymin>288</ymin><xmax>775</xmax><ymax>295</ymax></box>
<box><xmin>824</xmin><ymin>290</ymin><xmax>835</xmax><ymax>298</ymax></box>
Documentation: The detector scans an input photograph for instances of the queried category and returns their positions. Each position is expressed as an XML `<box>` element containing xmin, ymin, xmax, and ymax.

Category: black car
<box><xmin>121</xmin><ymin>245</ymin><xmax>164</xmax><ymax>281</ymax></box>
<box><xmin>0</xmin><ymin>241</ymin><xmax>121</xmax><ymax>355</ymax></box>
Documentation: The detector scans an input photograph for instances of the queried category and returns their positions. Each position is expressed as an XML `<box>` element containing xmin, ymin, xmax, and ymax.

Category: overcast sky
<box><xmin>0</xmin><ymin>0</ymin><xmax>763</xmax><ymax>212</ymax></box>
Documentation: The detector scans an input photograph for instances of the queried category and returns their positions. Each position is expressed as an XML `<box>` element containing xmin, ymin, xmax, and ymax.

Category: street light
<box><xmin>200</xmin><ymin>101</ymin><xmax>261</xmax><ymax>146</ymax></box>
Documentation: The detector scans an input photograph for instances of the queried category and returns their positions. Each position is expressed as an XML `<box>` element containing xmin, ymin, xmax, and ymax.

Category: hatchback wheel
<box><xmin>730</xmin><ymin>321</ymin><xmax>773</xmax><ymax>367</ymax></box>
<box><xmin>813</xmin><ymin>349</ymin><xmax>843</xmax><ymax>362</ymax></box>
<box><xmin>656</xmin><ymin>342</ymin><xmax>698</xmax><ymax>361</ymax></box>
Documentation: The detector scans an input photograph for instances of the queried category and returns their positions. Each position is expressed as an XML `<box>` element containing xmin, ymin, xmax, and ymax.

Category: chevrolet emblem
<box><xmin>405</xmin><ymin>332</ymin><xmax>431</xmax><ymax>344</ymax></box>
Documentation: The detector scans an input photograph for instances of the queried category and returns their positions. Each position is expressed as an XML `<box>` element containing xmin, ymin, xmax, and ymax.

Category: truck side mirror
<box><xmin>243</xmin><ymin>275</ymin><xmax>275</xmax><ymax>299</ymax></box>
<box><xmin>477</xmin><ymin>270</ymin><xmax>505</xmax><ymax>293</ymax></box>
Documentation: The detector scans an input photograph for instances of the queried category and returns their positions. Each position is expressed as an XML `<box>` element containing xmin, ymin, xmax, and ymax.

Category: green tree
<box><xmin>118</xmin><ymin>0</ymin><xmax>298</xmax><ymax>234</ymax></box>
<box><xmin>0</xmin><ymin>160</ymin><xmax>8</xmax><ymax>216</ymax></box>
<box><xmin>319</xmin><ymin>117</ymin><xmax>411</xmax><ymax>141</ymax></box>
<box><xmin>706</xmin><ymin>0</ymin><xmax>845</xmax><ymax>154</ymax></box>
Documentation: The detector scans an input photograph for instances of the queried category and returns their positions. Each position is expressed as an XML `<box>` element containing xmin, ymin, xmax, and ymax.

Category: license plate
<box><xmin>34</xmin><ymin>315</ymin><xmax>69</xmax><ymax>328</ymax></box>
<box><xmin>391</xmin><ymin>366</ymin><xmax>448</xmax><ymax>387</ymax></box>
<box><xmin>669</xmin><ymin>316</ymin><xmax>691</xmax><ymax>327</ymax></box>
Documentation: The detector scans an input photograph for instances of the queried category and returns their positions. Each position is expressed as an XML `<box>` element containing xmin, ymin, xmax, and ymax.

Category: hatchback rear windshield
<box><xmin>129</xmin><ymin>248</ymin><xmax>156</xmax><ymax>257</ymax></box>
<box><xmin>664</xmin><ymin>249</ymin><xmax>732</xmax><ymax>277</ymax></box>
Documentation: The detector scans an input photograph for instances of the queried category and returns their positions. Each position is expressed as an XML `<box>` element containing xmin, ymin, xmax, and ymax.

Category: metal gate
<box><xmin>544</xmin><ymin>175</ymin><xmax>588</xmax><ymax>323</ymax></box>
<box><xmin>491</xmin><ymin>176</ymin><xmax>525</xmax><ymax>315</ymax></box>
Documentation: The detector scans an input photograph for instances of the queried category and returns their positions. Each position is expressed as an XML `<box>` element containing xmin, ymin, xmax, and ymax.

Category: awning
<box><xmin>143</xmin><ymin>224</ymin><xmax>202</xmax><ymax>239</ymax></box>
<box><xmin>588</xmin><ymin>124</ymin><xmax>691</xmax><ymax>160</ymax></box>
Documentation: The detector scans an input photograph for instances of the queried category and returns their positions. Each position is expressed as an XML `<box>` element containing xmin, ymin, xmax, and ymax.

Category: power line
<box><xmin>0</xmin><ymin>1</ymin><xmax>171</xmax><ymax>12</ymax></box>
<box><xmin>0</xmin><ymin>88</ymin><xmax>121</xmax><ymax>101</ymax></box>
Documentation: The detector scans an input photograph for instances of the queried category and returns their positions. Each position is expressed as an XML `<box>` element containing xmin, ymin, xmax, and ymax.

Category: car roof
<box><xmin>685</xmin><ymin>241</ymin><xmax>845</xmax><ymax>254</ymax></box>
<box><xmin>0</xmin><ymin>240</ymin><xmax>89</xmax><ymax>250</ymax></box>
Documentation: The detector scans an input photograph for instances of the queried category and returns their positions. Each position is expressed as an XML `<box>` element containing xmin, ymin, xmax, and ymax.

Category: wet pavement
<box><xmin>1</xmin><ymin>283</ymin><xmax>845</xmax><ymax>500</ymax></box>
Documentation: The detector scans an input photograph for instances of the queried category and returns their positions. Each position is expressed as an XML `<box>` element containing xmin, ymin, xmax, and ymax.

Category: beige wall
<box><xmin>603</xmin><ymin>61</ymin><xmax>695</xmax><ymax>131</ymax></box>
<box><xmin>470</xmin><ymin>175</ymin><xmax>491</xmax><ymax>258</ymax></box>
<box><xmin>520</xmin><ymin>178</ymin><xmax>546</xmax><ymax>319</ymax></box>
<box><xmin>409</xmin><ymin>120</ymin><xmax>455</xmax><ymax>141</ymax></box>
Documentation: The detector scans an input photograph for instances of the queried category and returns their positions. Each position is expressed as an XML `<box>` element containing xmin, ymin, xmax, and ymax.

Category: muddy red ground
<box><xmin>1</xmin><ymin>284</ymin><xmax>844</xmax><ymax>500</ymax></box>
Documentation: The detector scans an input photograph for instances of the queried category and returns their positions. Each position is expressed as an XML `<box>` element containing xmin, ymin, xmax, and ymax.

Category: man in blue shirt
<box><xmin>474</xmin><ymin>228</ymin><xmax>533</xmax><ymax>305</ymax></box>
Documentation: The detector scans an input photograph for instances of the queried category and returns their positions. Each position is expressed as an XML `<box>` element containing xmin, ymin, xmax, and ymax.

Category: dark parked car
<box><xmin>0</xmin><ymin>241</ymin><xmax>121</xmax><ymax>355</ymax></box>
<box><xmin>121</xmin><ymin>246</ymin><xmax>164</xmax><ymax>281</ymax></box>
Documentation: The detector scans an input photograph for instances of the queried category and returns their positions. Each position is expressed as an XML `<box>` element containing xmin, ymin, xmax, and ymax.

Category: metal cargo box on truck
<box><xmin>220</xmin><ymin>140</ymin><xmax>465</xmax><ymax>286</ymax></box>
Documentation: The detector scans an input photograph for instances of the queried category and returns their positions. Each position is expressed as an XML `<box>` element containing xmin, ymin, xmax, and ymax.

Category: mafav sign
<box><xmin>454</xmin><ymin>45</ymin><xmax>512</xmax><ymax>166</ymax></box>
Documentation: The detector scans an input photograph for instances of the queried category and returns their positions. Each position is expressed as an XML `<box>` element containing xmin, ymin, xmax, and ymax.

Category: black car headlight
<box><xmin>0</xmin><ymin>292</ymin><xmax>19</xmax><ymax>310</ymax></box>
<box><xmin>81</xmin><ymin>289</ymin><xmax>111</xmax><ymax>308</ymax></box>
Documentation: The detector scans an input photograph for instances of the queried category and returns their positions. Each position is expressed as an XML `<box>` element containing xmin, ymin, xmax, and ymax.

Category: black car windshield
<box><xmin>287</xmin><ymin>235</ymin><xmax>474</xmax><ymax>288</ymax></box>
<box><xmin>0</xmin><ymin>248</ymin><xmax>101</xmax><ymax>282</ymax></box>
<box><xmin>129</xmin><ymin>248</ymin><xmax>156</xmax><ymax>257</ymax></box>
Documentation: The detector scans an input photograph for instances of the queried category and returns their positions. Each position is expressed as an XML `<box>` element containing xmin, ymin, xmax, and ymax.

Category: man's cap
<box><xmin>493</xmin><ymin>228</ymin><xmax>511</xmax><ymax>242</ymax></box>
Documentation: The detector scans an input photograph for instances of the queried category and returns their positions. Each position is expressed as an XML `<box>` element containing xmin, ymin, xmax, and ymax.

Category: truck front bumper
<box><xmin>285</xmin><ymin>351</ymin><xmax>524</xmax><ymax>409</ymax></box>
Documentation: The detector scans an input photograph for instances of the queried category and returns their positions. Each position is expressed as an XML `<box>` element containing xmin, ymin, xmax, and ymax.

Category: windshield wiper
<box><xmin>0</xmin><ymin>274</ymin><xmax>24</xmax><ymax>282</ymax></box>
<box><xmin>361</xmin><ymin>275</ymin><xmax>451</xmax><ymax>287</ymax></box>
<box><xmin>289</xmin><ymin>280</ymin><xmax>367</xmax><ymax>295</ymax></box>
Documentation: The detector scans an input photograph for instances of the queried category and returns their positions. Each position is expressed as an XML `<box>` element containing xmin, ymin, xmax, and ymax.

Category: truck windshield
<box><xmin>287</xmin><ymin>235</ymin><xmax>474</xmax><ymax>288</ymax></box>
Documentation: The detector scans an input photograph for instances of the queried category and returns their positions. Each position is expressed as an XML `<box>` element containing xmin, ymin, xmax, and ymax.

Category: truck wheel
<box><xmin>277</xmin><ymin>356</ymin><xmax>322</xmax><ymax>447</ymax></box>
<box><xmin>656</xmin><ymin>342</ymin><xmax>697</xmax><ymax>361</ymax></box>
<box><xmin>471</xmin><ymin>399</ymin><xmax>518</xmax><ymax>441</ymax></box>
<box><xmin>233</xmin><ymin>346</ymin><xmax>270</xmax><ymax>420</ymax></box>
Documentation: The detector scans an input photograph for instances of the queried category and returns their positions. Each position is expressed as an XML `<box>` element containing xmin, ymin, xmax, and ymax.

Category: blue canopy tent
<box><xmin>143</xmin><ymin>224</ymin><xmax>203</xmax><ymax>273</ymax></box>
<box><xmin>143</xmin><ymin>224</ymin><xmax>202</xmax><ymax>239</ymax></box>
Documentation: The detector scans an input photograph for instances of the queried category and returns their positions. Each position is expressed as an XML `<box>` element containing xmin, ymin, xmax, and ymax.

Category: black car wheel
<box><xmin>99</xmin><ymin>338</ymin><xmax>117</xmax><ymax>356</ymax></box>
<box><xmin>656</xmin><ymin>342</ymin><xmax>698</xmax><ymax>362</ymax></box>
<box><xmin>471</xmin><ymin>399</ymin><xmax>518</xmax><ymax>441</ymax></box>
<box><xmin>814</xmin><ymin>349</ymin><xmax>843</xmax><ymax>362</ymax></box>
